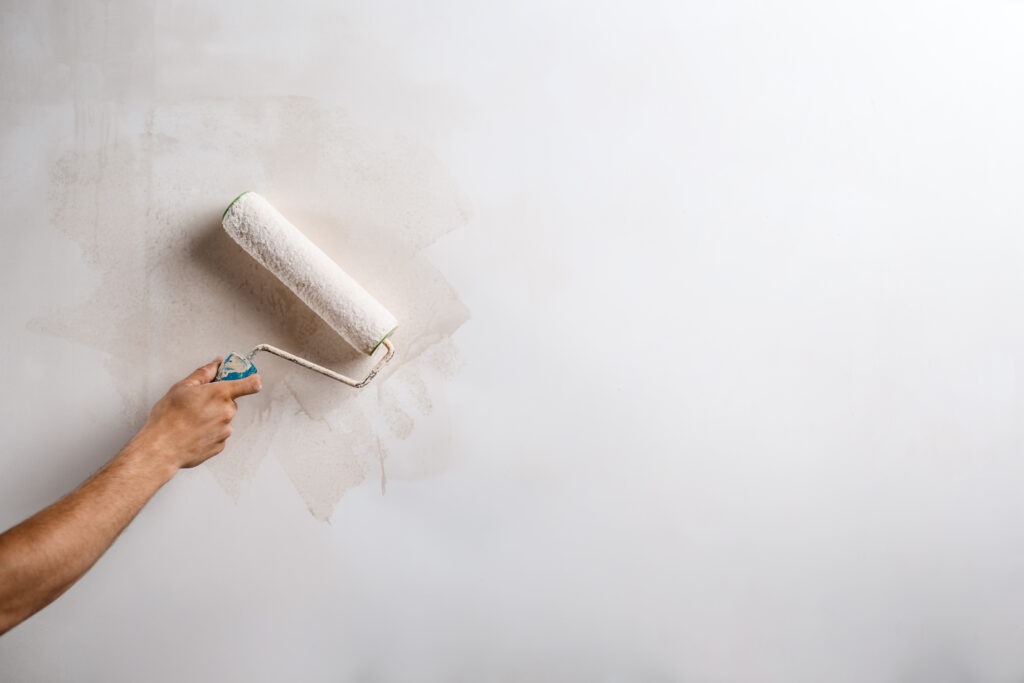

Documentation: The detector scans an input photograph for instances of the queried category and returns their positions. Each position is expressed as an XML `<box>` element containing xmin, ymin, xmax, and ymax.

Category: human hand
<box><xmin>133</xmin><ymin>358</ymin><xmax>262</xmax><ymax>472</ymax></box>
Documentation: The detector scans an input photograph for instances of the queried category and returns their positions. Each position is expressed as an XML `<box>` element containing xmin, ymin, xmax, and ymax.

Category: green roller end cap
<box><xmin>370</xmin><ymin>325</ymin><xmax>399</xmax><ymax>355</ymax></box>
<box><xmin>222</xmin><ymin>191</ymin><xmax>252</xmax><ymax>220</ymax></box>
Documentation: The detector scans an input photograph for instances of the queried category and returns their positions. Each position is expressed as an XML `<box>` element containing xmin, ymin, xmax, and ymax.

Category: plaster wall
<box><xmin>3</xmin><ymin>2</ymin><xmax>1024</xmax><ymax>681</ymax></box>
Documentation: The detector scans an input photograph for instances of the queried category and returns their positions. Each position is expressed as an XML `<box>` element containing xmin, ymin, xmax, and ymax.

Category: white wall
<box><xmin>3</xmin><ymin>1</ymin><xmax>1024</xmax><ymax>680</ymax></box>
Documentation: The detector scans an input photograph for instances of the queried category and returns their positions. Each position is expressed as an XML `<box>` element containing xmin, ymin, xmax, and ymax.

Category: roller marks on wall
<box><xmin>34</xmin><ymin>98</ymin><xmax>469</xmax><ymax>519</ymax></box>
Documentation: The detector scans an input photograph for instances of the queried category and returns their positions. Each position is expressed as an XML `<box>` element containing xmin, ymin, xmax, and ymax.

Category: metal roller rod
<box><xmin>246</xmin><ymin>339</ymin><xmax>395</xmax><ymax>388</ymax></box>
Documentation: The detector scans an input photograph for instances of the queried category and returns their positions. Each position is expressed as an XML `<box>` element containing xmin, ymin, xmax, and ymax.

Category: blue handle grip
<box><xmin>215</xmin><ymin>352</ymin><xmax>258</xmax><ymax>382</ymax></box>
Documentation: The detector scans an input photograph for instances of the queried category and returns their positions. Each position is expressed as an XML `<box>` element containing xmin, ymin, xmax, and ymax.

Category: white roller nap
<box><xmin>222</xmin><ymin>192</ymin><xmax>397</xmax><ymax>356</ymax></box>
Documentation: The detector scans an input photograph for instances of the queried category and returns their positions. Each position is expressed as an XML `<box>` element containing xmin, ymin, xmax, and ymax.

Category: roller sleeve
<box><xmin>221</xmin><ymin>192</ymin><xmax>397</xmax><ymax>356</ymax></box>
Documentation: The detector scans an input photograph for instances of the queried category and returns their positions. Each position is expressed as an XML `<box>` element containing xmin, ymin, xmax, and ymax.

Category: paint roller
<box><xmin>214</xmin><ymin>191</ymin><xmax>397</xmax><ymax>387</ymax></box>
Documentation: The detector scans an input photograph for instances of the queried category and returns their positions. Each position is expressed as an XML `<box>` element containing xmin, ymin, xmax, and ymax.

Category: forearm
<box><xmin>0</xmin><ymin>437</ymin><xmax>176</xmax><ymax>634</ymax></box>
<box><xmin>0</xmin><ymin>359</ymin><xmax>259</xmax><ymax>635</ymax></box>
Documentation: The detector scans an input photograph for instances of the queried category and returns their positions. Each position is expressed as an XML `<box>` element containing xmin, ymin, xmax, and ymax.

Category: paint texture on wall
<box><xmin>34</xmin><ymin>98</ymin><xmax>470</xmax><ymax>519</ymax></box>
<box><xmin>11</xmin><ymin>0</ymin><xmax>1024</xmax><ymax>681</ymax></box>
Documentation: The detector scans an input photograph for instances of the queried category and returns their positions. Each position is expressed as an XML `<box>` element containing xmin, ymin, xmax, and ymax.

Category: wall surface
<box><xmin>3</xmin><ymin>1</ymin><xmax>1024</xmax><ymax>681</ymax></box>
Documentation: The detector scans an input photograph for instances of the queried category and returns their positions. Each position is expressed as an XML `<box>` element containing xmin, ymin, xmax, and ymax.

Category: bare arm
<box><xmin>0</xmin><ymin>359</ymin><xmax>261</xmax><ymax>635</ymax></box>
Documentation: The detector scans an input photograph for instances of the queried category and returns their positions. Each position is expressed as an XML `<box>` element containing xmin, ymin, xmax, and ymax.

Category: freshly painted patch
<box><xmin>35</xmin><ymin>98</ymin><xmax>470</xmax><ymax>520</ymax></box>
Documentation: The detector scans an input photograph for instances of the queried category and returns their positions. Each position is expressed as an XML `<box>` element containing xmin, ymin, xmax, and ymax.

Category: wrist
<box><xmin>118</xmin><ymin>431</ymin><xmax>180</xmax><ymax>485</ymax></box>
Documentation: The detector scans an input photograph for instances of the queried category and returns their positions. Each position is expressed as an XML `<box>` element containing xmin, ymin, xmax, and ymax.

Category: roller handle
<box><xmin>214</xmin><ymin>353</ymin><xmax>259</xmax><ymax>382</ymax></box>
<box><xmin>213</xmin><ymin>340</ymin><xmax>395</xmax><ymax>387</ymax></box>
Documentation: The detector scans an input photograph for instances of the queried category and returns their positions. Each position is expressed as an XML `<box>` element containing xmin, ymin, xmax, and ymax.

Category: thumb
<box><xmin>222</xmin><ymin>373</ymin><xmax>262</xmax><ymax>399</ymax></box>
<box><xmin>180</xmin><ymin>358</ymin><xmax>222</xmax><ymax>386</ymax></box>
